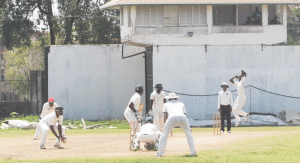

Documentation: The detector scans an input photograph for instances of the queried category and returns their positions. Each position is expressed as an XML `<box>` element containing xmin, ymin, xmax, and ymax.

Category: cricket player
<box><xmin>124</xmin><ymin>85</ymin><xmax>144</xmax><ymax>147</ymax></box>
<box><xmin>33</xmin><ymin>97</ymin><xmax>66</xmax><ymax>140</ymax></box>
<box><xmin>156</xmin><ymin>93</ymin><xmax>196</xmax><ymax>157</ymax></box>
<box><xmin>132</xmin><ymin>117</ymin><xmax>162</xmax><ymax>151</ymax></box>
<box><xmin>38</xmin><ymin>106</ymin><xmax>66</xmax><ymax>149</ymax></box>
<box><xmin>218</xmin><ymin>82</ymin><xmax>233</xmax><ymax>133</ymax></box>
<box><xmin>150</xmin><ymin>83</ymin><xmax>166</xmax><ymax>131</ymax></box>
<box><xmin>229</xmin><ymin>70</ymin><xmax>250</xmax><ymax>127</ymax></box>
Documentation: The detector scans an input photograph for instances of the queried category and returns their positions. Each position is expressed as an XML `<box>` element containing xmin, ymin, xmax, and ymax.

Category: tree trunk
<box><xmin>64</xmin><ymin>18</ymin><xmax>76</xmax><ymax>44</ymax></box>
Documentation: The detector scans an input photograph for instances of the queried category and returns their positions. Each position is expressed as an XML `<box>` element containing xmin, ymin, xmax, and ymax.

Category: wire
<box><xmin>159</xmin><ymin>85</ymin><xmax>300</xmax><ymax>99</ymax></box>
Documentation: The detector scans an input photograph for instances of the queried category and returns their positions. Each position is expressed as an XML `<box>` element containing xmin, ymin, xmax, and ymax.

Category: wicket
<box><xmin>213</xmin><ymin>113</ymin><xmax>221</xmax><ymax>135</ymax></box>
<box><xmin>129</xmin><ymin>121</ymin><xmax>139</xmax><ymax>151</ymax></box>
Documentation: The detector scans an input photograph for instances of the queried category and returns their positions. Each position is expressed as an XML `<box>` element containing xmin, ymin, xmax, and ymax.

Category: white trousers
<box><xmin>39</xmin><ymin>123</ymin><xmax>61</xmax><ymax>146</ymax></box>
<box><xmin>157</xmin><ymin>115</ymin><xmax>196</xmax><ymax>155</ymax></box>
<box><xmin>124</xmin><ymin>111</ymin><xmax>141</xmax><ymax>139</ymax></box>
<box><xmin>153</xmin><ymin>108</ymin><xmax>164</xmax><ymax>131</ymax></box>
<box><xmin>232</xmin><ymin>96</ymin><xmax>248</xmax><ymax>122</ymax></box>
<box><xmin>133</xmin><ymin>131</ymin><xmax>161</xmax><ymax>148</ymax></box>
<box><xmin>35</xmin><ymin>122</ymin><xmax>66</xmax><ymax>137</ymax></box>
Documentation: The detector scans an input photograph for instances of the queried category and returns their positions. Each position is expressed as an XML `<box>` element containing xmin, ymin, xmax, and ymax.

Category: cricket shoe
<box><xmin>235</xmin><ymin>122</ymin><xmax>241</xmax><ymax>127</ymax></box>
<box><xmin>33</xmin><ymin>136</ymin><xmax>38</xmax><ymax>140</ymax></box>
<box><xmin>63</xmin><ymin>136</ymin><xmax>67</xmax><ymax>139</ymax></box>
<box><xmin>40</xmin><ymin>145</ymin><xmax>46</xmax><ymax>149</ymax></box>
<box><xmin>191</xmin><ymin>152</ymin><xmax>197</xmax><ymax>156</ymax></box>
<box><xmin>156</xmin><ymin>153</ymin><xmax>162</xmax><ymax>157</ymax></box>
<box><xmin>54</xmin><ymin>144</ymin><xmax>64</xmax><ymax>149</ymax></box>
<box><xmin>245</xmin><ymin>114</ymin><xmax>250</xmax><ymax>122</ymax></box>
<box><xmin>221</xmin><ymin>130</ymin><xmax>224</xmax><ymax>133</ymax></box>
<box><xmin>228</xmin><ymin>131</ymin><xmax>231</xmax><ymax>133</ymax></box>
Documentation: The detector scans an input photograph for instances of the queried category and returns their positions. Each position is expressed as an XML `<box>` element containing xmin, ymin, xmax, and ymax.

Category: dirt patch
<box><xmin>0</xmin><ymin>130</ymin><xmax>284</xmax><ymax>160</ymax></box>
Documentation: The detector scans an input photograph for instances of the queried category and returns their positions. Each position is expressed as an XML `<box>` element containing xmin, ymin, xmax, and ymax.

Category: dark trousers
<box><xmin>220</xmin><ymin>105</ymin><xmax>231</xmax><ymax>131</ymax></box>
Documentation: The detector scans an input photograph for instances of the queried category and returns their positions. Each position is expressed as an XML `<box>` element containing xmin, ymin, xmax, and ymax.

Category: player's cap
<box><xmin>221</xmin><ymin>82</ymin><xmax>229</xmax><ymax>88</ymax></box>
<box><xmin>166</xmin><ymin>93</ymin><xmax>180</xmax><ymax>99</ymax></box>
<box><xmin>135</xmin><ymin>85</ymin><xmax>144</xmax><ymax>93</ymax></box>
<box><xmin>155</xmin><ymin>83</ymin><xmax>163</xmax><ymax>88</ymax></box>
<box><xmin>55</xmin><ymin>106</ymin><xmax>64</xmax><ymax>111</ymax></box>
<box><xmin>146</xmin><ymin>117</ymin><xmax>153</xmax><ymax>123</ymax></box>
<box><xmin>48</xmin><ymin>97</ymin><xmax>54</xmax><ymax>102</ymax></box>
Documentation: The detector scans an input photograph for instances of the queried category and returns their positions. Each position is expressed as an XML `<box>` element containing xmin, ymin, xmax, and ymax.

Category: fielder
<box><xmin>150</xmin><ymin>83</ymin><xmax>166</xmax><ymax>131</ymax></box>
<box><xmin>229</xmin><ymin>70</ymin><xmax>250</xmax><ymax>127</ymax></box>
<box><xmin>132</xmin><ymin>117</ymin><xmax>162</xmax><ymax>151</ymax></box>
<box><xmin>33</xmin><ymin>97</ymin><xmax>66</xmax><ymax>140</ymax></box>
<box><xmin>124</xmin><ymin>85</ymin><xmax>144</xmax><ymax>148</ymax></box>
<box><xmin>38</xmin><ymin>106</ymin><xmax>66</xmax><ymax>149</ymax></box>
<box><xmin>156</xmin><ymin>93</ymin><xmax>196</xmax><ymax>157</ymax></box>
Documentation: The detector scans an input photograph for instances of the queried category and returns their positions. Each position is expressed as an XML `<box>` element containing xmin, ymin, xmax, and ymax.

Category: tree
<box><xmin>0</xmin><ymin>1</ymin><xmax>35</xmax><ymax>49</ymax></box>
<box><xmin>4</xmin><ymin>35</ymin><xmax>49</xmax><ymax>98</ymax></box>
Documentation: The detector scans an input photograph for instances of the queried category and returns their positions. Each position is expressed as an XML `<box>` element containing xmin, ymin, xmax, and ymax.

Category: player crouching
<box><xmin>132</xmin><ymin>117</ymin><xmax>162</xmax><ymax>151</ymax></box>
<box><xmin>39</xmin><ymin>106</ymin><xmax>66</xmax><ymax>149</ymax></box>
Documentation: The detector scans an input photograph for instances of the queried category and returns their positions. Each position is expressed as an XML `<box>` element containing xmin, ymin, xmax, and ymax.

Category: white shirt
<box><xmin>40</xmin><ymin>102</ymin><xmax>59</xmax><ymax>118</ymax></box>
<box><xmin>163</xmin><ymin>100</ymin><xmax>186</xmax><ymax>117</ymax></box>
<box><xmin>218</xmin><ymin>90</ymin><xmax>233</xmax><ymax>109</ymax></box>
<box><xmin>140</xmin><ymin>123</ymin><xmax>159</xmax><ymax>134</ymax></box>
<box><xmin>40</xmin><ymin>112</ymin><xmax>63</xmax><ymax>126</ymax></box>
<box><xmin>234</xmin><ymin>76</ymin><xmax>246</xmax><ymax>97</ymax></box>
<box><xmin>150</xmin><ymin>91</ymin><xmax>166</xmax><ymax>109</ymax></box>
<box><xmin>125</xmin><ymin>92</ymin><xmax>141</xmax><ymax>114</ymax></box>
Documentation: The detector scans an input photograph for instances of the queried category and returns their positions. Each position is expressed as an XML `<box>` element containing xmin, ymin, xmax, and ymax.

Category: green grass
<box><xmin>2</xmin><ymin>129</ymin><xmax>300</xmax><ymax>163</ymax></box>
<box><xmin>1</xmin><ymin>127</ymin><xmax>300</xmax><ymax>163</ymax></box>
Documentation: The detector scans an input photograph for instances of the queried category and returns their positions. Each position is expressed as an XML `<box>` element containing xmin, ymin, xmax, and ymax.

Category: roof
<box><xmin>101</xmin><ymin>0</ymin><xmax>300</xmax><ymax>9</ymax></box>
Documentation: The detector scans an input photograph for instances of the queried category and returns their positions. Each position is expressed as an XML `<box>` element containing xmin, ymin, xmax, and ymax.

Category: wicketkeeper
<box><xmin>132</xmin><ymin>117</ymin><xmax>162</xmax><ymax>151</ymax></box>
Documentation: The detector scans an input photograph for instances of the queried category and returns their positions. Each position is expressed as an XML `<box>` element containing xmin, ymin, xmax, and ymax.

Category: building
<box><xmin>101</xmin><ymin>0</ymin><xmax>300</xmax><ymax>45</ymax></box>
<box><xmin>98</xmin><ymin>0</ymin><xmax>300</xmax><ymax>120</ymax></box>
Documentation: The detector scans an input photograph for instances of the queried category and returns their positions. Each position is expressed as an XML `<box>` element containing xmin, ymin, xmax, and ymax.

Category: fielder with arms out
<box><xmin>156</xmin><ymin>93</ymin><xmax>196</xmax><ymax>157</ymax></box>
<box><xmin>33</xmin><ymin>97</ymin><xmax>67</xmax><ymax>140</ymax></box>
<box><xmin>39</xmin><ymin>106</ymin><xmax>66</xmax><ymax>149</ymax></box>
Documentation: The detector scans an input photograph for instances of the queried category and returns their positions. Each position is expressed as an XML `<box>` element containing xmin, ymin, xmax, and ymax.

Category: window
<box><xmin>1</xmin><ymin>75</ymin><xmax>4</xmax><ymax>81</ymax></box>
<box><xmin>213</xmin><ymin>5</ymin><xmax>236</xmax><ymax>26</ymax></box>
<box><xmin>237</xmin><ymin>5</ymin><xmax>262</xmax><ymax>25</ymax></box>
<box><xmin>137</xmin><ymin>5</ymin><xmax>164</xmax><ymax>26</ymax></box>
<box><xmin>268</xmin><ymin>5</ymin><xmax>283</xmax><ymax>25</ymax></box>
<box><xmin>1</xmin><ymin>69</ymin><xmax>4</xmax><ymax>74</ymax></box>
<box><xmin>164</xmin><ymin>6</ymin><xmax>179</xmax><ymax>26</ymax></box>
<box><xmin>179</xmin><ymin>5</ymin><xmax>207</xmax><ymax>26</ymax></box>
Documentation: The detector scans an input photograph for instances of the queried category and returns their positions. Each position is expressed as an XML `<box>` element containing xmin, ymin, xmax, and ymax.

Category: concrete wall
<box><xmin>153</xmin><ymin>45</ymin><xmax>300</xmax><ymax>120</ymax></box>
<box><xmin>48</xmin><ymin>45</ymin><xmax>145</xmax><ymax>120</ymax></box>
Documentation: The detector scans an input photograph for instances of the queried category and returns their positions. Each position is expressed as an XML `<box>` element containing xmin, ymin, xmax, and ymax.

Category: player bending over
<box><xmin>33</xmin><ymin>97</ymin><xmax>67</xmax><ymax>140</ymax></box>
<box><xmin>124</xmin><ymin>85</ymin><xmax>144</xmax><ymax>148</ymax></box>
<box><xmin>156</xmin><ymin>93</ymin><xmax>196</xmax><ymax>157</ymax></box>
<box><xmin>38</xmin><ymin>106</ymin><xmax>66</xmax><ymax>149</ymax></box>
<box><xmin>132</xmin><ymin>117</ymin><xmax>162</xmax><ymax>151</ymax></box>
<box><xmin>229</xmin><ymin>70</ymin><xmax>250</xmax><ymax>127</ymax></box>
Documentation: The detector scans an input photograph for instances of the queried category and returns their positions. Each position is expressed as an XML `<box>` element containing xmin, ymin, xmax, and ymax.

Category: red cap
<box><xmin>48</xmin><ymin>97</ymin><xmax>54</xmax><ymax>102</ymax></box>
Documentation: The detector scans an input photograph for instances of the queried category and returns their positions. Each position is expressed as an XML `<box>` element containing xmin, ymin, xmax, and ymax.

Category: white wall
<box><xmin>48</xmin><ymin>45</ymin><xmax>145</xmax><ymax>120</ymax></box>
<box><xmin>153</xmin><ymin>45</ymin><xmax>300</xmax><ymax>120</ymax></box>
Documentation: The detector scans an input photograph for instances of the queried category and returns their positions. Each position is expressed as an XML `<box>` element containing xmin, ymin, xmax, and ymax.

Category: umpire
<box><xmin>218</xmin><ymin>82</ymin><xmax>233</xmax><ymax>133</ymax></box>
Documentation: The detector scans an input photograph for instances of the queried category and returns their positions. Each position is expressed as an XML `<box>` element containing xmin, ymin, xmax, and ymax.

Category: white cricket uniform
<box><xmin>34</xmin><ymin>102</ymin><xmax>66</xmax><ymax>138</ymax></box>
<box><xmin>124</xmin><ymin>93</ymin><xmax>142</xmax><ymax>136</ymax></box>
<box><xmin>133</xmin><ymin>123</ymin><xmax>162</xmax><ymax>149</ymax></box>
<box><xmin>232</xmin><ymin>76</ymin><xmax>248</xmax><ymax>122</ymax></box>
<box><xmin>38</xmin><ymin>112</ymin><xmax>64</xmax><ymax>146</ymax></box>
<box><xmin>150</xmin><ymin>91</ymin><xmax>166</xmax><ymax>131</ymax></box>
<box><xmin>157</xmin><ymin>100</ymin><xmax>196</xmax><ymax>155</ymax></box>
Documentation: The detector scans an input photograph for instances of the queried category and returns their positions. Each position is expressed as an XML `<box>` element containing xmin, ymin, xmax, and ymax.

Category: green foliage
<box><xmin>0</xmin><ymin>1</ymin><xmax>35</xmax><ymax>49</ymax></box>
<box><xmin>4</xmin><ymin>35</ymin><xmax>49</xmax><ymax>97</ymax></box>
